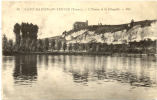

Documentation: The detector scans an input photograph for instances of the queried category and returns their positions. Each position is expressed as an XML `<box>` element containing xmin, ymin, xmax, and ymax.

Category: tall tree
<box><xmin>17</xmin><ymin>22</ymin><xmax>39</xmax><ymax>52</ymax></box>
<box><xmin>2</xmin><ymin>34</ymin><xmax>8</xmax><ymax>52</ymax></box>
<box><xmin>13</xmin><ymin>23</ymin><xmax>21</xmax><ymax>47</ymax></box>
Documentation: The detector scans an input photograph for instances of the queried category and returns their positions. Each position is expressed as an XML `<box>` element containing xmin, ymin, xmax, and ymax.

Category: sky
<box><xmin>2</xmin><ymin>1</ymin><xmax>157</xmax><ymax>40</ymax></box>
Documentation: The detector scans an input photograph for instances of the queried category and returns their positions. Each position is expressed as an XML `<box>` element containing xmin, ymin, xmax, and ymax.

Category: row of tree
<box><xmin>13</xmin><ymin>23</ymin><xmax>38</xmax><ymax>51</ymax></box>
<box><xmin>2</xmin><ymin>35</ymin><xmax>14</xmax><ymax>53</ymax></box>
<box><xmin>66</xmin><ymin>39</ymin><xmax>156</xmax><ymax>54</ymax></box>
<box><xmin>2</xmin><ymin>35</ymin><xmax>66</xmax><ymax>53</ymax></box>
<box><xmin>2</xmin><ymin>33</ymin><xmax>157</xmax><ymax>54</ymax></box>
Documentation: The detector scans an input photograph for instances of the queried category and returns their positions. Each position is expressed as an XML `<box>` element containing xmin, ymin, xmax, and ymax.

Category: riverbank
<box><xmin>3</xmin><ymin>51</ymin><xmax>157</xmax><ymax>57</ymax></box>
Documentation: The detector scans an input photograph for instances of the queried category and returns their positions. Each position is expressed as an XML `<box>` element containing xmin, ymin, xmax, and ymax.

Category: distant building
<box><xmin>73</xmin><ymin>20</ymin><xmax>88</xmax><ymax>30</ymax></box>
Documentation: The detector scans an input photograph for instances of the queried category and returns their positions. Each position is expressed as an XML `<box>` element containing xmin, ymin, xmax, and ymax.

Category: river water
<box><xmin>2</xmin><ymin>55</ymin><xmax>157</xmax><ymax>100</ymax></box>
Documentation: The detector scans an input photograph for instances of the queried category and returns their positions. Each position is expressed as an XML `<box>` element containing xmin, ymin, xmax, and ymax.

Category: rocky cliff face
<box><xmin>65</xmin><ymin>20</ymin><xmax>157</xmax><ymax>44</ymax></box>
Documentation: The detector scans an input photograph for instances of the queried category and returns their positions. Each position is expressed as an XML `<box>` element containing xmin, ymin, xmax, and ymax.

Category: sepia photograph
<box><xmin>1</xmin><ymin>1</ymin><xmax>157</xmax><ymax>100</ymax></box>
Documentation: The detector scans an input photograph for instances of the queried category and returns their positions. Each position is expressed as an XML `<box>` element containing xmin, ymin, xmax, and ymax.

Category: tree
<box><xmin>62</xmin><ymin>31</ymin><xmax>67</xmax><ymax>37</ymax></box>
<box><xmin>2</xmin><ymin>35</ymin><xmax>14</xmax><ymax>53</ymax></box>
<box><xmin>68</xmin><ymin>43</ymin><xmax>72</xmax><ymax>52</ymax></box>
<box><xmin>15</xmin><ymin>22</ymin><xmax>39</xmax><ymax>52</ymax></box>
<box><xmin>44</xmin><ymin>38</ymin><xmax>49</xmax><ymax>51</ymax></box>
<box><xmin>56</xmin><ymin>41</ymin><xmax>62</xmax><ymax>51</ymax></box>
<box><xmin>96</xmin><ymin>43</ymin><xmax>101</xmax><ymax>52</ymax></box>
<box><xmin>91</xmin><ymin>43</ymin><xmax>96</xmax><ymax>52</ymax></box>
<box><xmin>2</xmin><ymin>34</ymin><xmax>8</xmax><ymax>52</ymax></box>
<box><xmin>130</xmin><ymin>19</ymin><xmax>134</xmax><ymax>28</ymax></box>
<box><xmin>8</xmin><ymin>39</ymin><xmax>14</xmax><ymax>52</ymax></box>
<box><xmin>13</xmin><ymin>23</ymin><xmax>21</xmax><ymax>48</ymax></box>
<box><xmin>73</xmin><ymin>43</ymin><xmax>79</xmax><ymax>51</ymax></box>
<box><xmin>31</xmin><ymin>24</ymin><xmax>38</xmax><ymax>40</ymax></box>
<box><xmin>80</xmin><ymin>43</ymin><xmax>85</xmax><ymax>51</ymax></box>
<box><xmin>37</xmin><ymin>39</ymin><xmax>43</xmax><ymax>52</ymax></box>
<box><xmin>85</xmin><ymin>43</ymin><xmax>90</xmax><ymax>51</ymax></box>
<box><xmin>51</xmin><ymin>40</ymin><xmax>55</xmax><ymax>50</ymax></box>
<box><xmin>63</xmin><ymin>42</ymin><xmax>67</xmax><ymax>51</ymax></box>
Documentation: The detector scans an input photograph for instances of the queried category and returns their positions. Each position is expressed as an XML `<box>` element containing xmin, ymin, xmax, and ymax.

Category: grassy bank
<box><xmin>3</xmin><ymin>51</ymin><xmax>157</xmax><ymax>57</ymax></box>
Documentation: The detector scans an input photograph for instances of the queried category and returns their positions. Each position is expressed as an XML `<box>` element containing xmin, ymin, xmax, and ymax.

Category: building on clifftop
<box><xmin>73</xmin><ymin>20</ymin><xmax>88</xmax><ymax>30</ymax></box>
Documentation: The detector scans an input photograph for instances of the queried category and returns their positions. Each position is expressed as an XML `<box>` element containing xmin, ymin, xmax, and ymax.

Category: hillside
<box><xmin>64</xmin><ymin>20</ymin><xmax>157</xmax><ymax>44</ymax></box>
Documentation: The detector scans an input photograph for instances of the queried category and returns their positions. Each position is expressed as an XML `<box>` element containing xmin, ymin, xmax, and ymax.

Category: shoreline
<box><xmin>3</xmin><ymin>51</ymin><xmax>157</xmax><ymax>57</ymax></box>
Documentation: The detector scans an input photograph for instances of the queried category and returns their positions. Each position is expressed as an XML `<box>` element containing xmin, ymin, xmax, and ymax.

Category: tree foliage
<box><xmin>13</xmin><ymin>22</ymin><xmax>39</xmax><ymax>52</ymax></box>
<box><xmin>63</xmin><ymin>42</ymin><xmax>67</xmax><ymax>51</ymax></box>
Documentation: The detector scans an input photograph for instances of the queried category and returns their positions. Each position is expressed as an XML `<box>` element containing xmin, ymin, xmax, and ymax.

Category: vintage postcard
<box><xmin>1</xmin><ymin>1</ymin><xmax>157</xmax><ymax>100</ymax></box>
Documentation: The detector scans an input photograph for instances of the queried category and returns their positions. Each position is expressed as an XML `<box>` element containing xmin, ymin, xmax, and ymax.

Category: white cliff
<box><xmin>65</xmin><ymin>20</ymin><xmax>157</xmax><ymax>44</ymax></box>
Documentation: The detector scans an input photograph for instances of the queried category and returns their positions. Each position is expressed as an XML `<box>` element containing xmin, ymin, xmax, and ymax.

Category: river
<box><xmin>2</xmin><ymin>55</ymin><xmax>157</xmax><ymax>100</ymax></box>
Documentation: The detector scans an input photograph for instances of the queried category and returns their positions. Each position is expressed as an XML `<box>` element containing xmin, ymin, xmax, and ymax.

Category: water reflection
<box><xmin>61</xmin><ymin>55</ymin><xmax>157</xmax><ymax>87</ymax></box>
<box><xmin>3</xmin><ymin>55</ymin><xmax>157</xmax><ymax>88</ymax></box>
<box><xmin>72</xmin><ymin>70</ymin><xmax>89</xmax><ymax>83</ymax></box>
<box><xmin>13</xmin><ymin>55</ymin><xmax>37</xmax><ymax>86</ymax></box>
<box><xmin>70</xmin><ymin>67</ymin><xmax>156</xmax><ymax>87</ymax></box>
